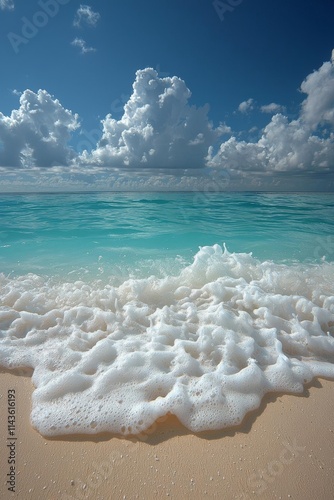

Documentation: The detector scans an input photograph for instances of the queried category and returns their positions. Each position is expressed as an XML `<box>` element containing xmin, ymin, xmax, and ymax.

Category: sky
<box><xmin>0</xmin><ymin>0</ymin><xmax>334</xmax><ymax>192</ymax></box>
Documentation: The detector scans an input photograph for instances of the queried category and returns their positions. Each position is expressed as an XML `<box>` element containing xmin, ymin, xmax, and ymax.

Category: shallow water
<box><xmin>1</xmin><ymin>191</ymin><xmax>333</xmax><ymax>278</ymax></box>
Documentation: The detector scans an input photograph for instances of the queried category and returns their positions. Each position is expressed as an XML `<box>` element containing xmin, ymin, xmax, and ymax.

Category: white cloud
<box><xmin>216</xmin><ymin>123</ymin><xmax>232</xmax><ymax>135</ymax></box>
<box><xmin>210</xmin><ymin>114</ymin><xmax>334</xmax><ymax>176</ymax></box>
<box><xmin>208</xmin><ymin>52</ymin><xmax>334</xmax><ymax>178</ymax></box>
<box><xmin>0</xmin><ymin>90</ymin><xmax>79</xmax><ymax>167</ymax></box>
<box><xmin>73</xmin><ymin>4</ymin><xmax>100</xmax><ymax>28</ymax></box>
<box><xmin>215</xmin><ymin>131</ymin><xmax>331</xmax><ymax>177</ymax></box>
<box><xmin>0</xmin><ymin>0</ymin><xmax>14</xmax><ymax>10</ymax></box>
<box><xmin>80</xmin><ymin>68</ymin><xmax>221</xmax><ymax>169</ymax></box>
<box><xmin>71</xmin><ymin>37</ymin><xmax>96</xmax><ymax>54</ymax></box>
<box><xmin>300</xmin><ymin>58</ymin><xmax>334</xmax><ymax>130</ymax></box>
<box><xmin>249</xmin><ymin>126</ymin><xmax>258</xmax><ymax>133</ymax></box>
<box><xmin>260</xmin><ymin>103</ymin><xmax>285</xmax><ymax>114</ymax></box>
<box><xmin>238</xmin><ymin>98</ymin><xmax>254</xmax><ymax>113</ymax></box>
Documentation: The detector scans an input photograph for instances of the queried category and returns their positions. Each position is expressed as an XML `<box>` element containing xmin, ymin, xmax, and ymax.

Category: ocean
<box><xmin>0</xmin><ymin>191</ymin><xmax>334</xmax><ymax>436</ymax></box>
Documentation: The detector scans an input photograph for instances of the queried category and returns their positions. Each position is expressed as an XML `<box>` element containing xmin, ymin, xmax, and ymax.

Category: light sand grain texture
<box><xmin>0</xmin><ymin>371</ymin><xmax>333</xmax><ymax>499</ymax></box>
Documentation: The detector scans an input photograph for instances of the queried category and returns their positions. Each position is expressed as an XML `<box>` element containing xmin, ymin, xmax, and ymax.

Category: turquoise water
<box><xmin>1</xmin><ymin>192</ymin><xmax>333</xmax><ymax>278</ymax></box>
<box><xmin>1</xmin><ymin>191</ymin><xmax>334</xmax><ymax>437</ymax></box>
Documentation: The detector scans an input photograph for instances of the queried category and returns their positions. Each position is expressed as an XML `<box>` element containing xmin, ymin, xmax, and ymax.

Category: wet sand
<box><xmin>0</xmin><ymin>371</ymin><xmax>334</xmax><ymax>499</ymax></box>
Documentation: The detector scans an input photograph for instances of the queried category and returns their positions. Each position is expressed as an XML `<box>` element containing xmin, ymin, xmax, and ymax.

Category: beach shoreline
<box><xmin>1</xmin><ymin>371</ymin><xmax>334</xmax><ymax>499</ymax></box>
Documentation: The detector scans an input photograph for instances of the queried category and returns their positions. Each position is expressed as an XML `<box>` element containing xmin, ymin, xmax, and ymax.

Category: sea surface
<box><xmin>0</xmin><ymin>191</ymin><xmax>334</xmax><ymax>436</ymax></box>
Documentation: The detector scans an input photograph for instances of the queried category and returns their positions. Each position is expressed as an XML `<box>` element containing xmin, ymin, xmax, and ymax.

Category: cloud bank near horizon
<box><xmin>0</xmin><ymin>52</ymin><xmax>333</xmax><ymax>190</ymax></box>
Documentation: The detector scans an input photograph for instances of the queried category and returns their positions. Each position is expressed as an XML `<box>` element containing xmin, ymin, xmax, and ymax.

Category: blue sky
<box><xmin>0</xmin><ymin>0</ymin><xmax>334</xmax><ymax>191</ymax></box>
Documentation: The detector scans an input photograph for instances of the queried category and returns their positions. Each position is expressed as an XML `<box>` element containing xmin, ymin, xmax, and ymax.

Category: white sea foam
<box><xmin>1</xmin><ymin>245</ymin><xmax>334</xmax><ymax>436</ymax></box>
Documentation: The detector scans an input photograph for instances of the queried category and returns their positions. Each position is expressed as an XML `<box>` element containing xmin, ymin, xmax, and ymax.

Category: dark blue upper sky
<box><xmin>0</xmin><ymin>0</ymin><xmax>334</xmax><ymax>191</ymax></box>
<box><xmin>1</xmin><ymin>0</ymin><xmax>333</xmax><ymax>128</ymax></box>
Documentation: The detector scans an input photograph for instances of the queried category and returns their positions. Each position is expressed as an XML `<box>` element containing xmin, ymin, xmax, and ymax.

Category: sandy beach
<box><xmin>0</xmin><ymin>371</ymin><xmax>333</xmax><ymax>499</ymax></box>
<box><xmin>1</xmin><ymin>0</ymin><xmax>334</xmax><ymax>498</ymax></box>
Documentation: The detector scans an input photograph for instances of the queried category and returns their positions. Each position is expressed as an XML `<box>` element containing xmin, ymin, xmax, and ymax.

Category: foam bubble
<box><xmin>1</xmin><ymin>245</ymin><xmax>334</xmax><ymax>436</ymax></box>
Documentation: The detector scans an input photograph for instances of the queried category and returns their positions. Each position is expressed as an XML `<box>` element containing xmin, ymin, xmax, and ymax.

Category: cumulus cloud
<box><xmin>299</xmin><ymin>58</ymin><xmax>334</xmax><ymax>130</ymax></box>
<box><xmin>260</xmin><ymin>103</ymin><xmax>285</xmax><ymax>114</ymax></box>
<box><xmin>73</xmin><ymin>4</ymin><xmax>100</xmax><ymax>28</ymax></box>
<box><xmin>0</xmin><ymin>0</ymin><xmax>14</xmax><ymax>10</ymax></box>
<box><xmin>209</xmin><ymin>53</ymin><xmax>334</xmax><ymax>177</ymax></box>
<box><xmin>238</xmin><ymin>98</ymin><xmax>254</xmax><ymax>113</ymax></box>
<box><xmin>0</xmin><ymin>90</ymin><xmax>79</xmax><ymax>168</ymax></box>
<box><xmin>209</xmin><ymin>114</ymin><xmax>334</xmax><ymax>175</ymax></box>
<box><xmin>80</xmin><ymin>68</ymin><xmax>223</xmax><ymax>168</ymax></box>
<box><xmin>71</xmin><ymin>37</ymin><xmax>96</xmax><ymax>54</ymax></box>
